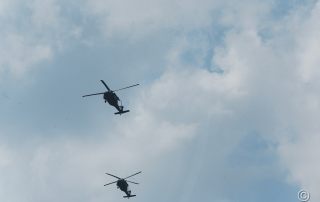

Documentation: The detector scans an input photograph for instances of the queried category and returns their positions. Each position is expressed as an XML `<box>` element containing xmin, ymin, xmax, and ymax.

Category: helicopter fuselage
<box><xmin>103</xmin><ymin>91</ymin><xmax>122</xmax><ymax>112</ymax></box>
<box><xmin>117</xmin><ymin>179</ymin><xmax>131</xmax><ymax>197</ymax></box>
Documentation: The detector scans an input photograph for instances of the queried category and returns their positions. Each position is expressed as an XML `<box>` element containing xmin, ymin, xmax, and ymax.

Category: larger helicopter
<box><xmin>82</xmin><ymin>80</ymin><xmax>139</xmax><ymax>115</ymax></box>
<box><xmin>104</xmin><ymin>171</ymin><xmax>141</xmax><ymax>198</ymax></box>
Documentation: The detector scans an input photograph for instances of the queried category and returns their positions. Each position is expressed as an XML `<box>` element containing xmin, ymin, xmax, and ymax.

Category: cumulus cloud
<box><xmin>213</xmin><ymin>2</ymin><xmax>320</xmax><ymax>200</ymax></box>
<box><xmin>0</xmin><ymin>0</ymin><xmax>52</xmax><ymax>77</ymax></box>
<box><xmin>275</xmin><ymin>2</ymin><xmax>320</xmax><ymax>199</ymax></box>
<box><xmin>0</xmin><ymin>0</ymin><xmax>83</xmax><ymax>78</ymax></box>
<box><xmin>0</xmin><ymin>33</ymin><xmax>52</xmax><ymax>76</ymax></box>
<box><xmin>84</xmin><ymin>0</ymin><xmax>222</xmax><ymax>38</ymax></box>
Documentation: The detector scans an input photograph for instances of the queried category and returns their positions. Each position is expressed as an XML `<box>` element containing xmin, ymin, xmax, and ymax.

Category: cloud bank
<box><xmin>1</xmin><ymin>0</ymin><xmax>320</xmax><ymax>202</ymax></box>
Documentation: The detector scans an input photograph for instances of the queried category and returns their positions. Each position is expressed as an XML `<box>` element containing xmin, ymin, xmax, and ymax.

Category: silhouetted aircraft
<box><xmin>104</xmin><ymin>171</ymin><xmax>141</xmax><ymax>198</ymax></box>
<box><xmin>82</xmin><ymin>80</ymin><xmax>139</xmax><ymax>115</ymax></box>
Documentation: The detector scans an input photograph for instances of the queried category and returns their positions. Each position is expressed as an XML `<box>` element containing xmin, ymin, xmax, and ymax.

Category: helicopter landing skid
<box><xmin>114</xmin><ymin>110</ymin><xmax>130</xmax><ymax>115</ymax></box>
<box><xmin>123</xmin><ymin>195</ymin><xmax>136</xmax><ymax>198</ymax></box>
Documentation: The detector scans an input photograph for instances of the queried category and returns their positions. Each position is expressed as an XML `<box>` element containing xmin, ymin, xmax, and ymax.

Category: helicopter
<box><xmin>82</xmin><ymin>80</ymin><xmax>139</xmax><ymax>115</ymax></box>
<box><xmin>104</xmin><ymin>171</ymin><xmax>141</xmax><ymax>198</ymax></box>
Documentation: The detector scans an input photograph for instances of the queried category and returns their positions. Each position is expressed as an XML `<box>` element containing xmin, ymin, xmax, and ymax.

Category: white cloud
<box><xmin>0</xmin><ymin>0</ymin><xmax>53</xmax><ymax>77</ymax></box>
<box><xmin>29</xmin><ymin>0</ymin><xmax>62</xmax><ymax>30</ymax></box>
<box><xmin>84</xmin><ymin>0</ymin><xmax>221</xmax><ymax>38</ymax></box>
<box><xmin>0</xmin><ymin>0</ymin><xmax>82</xmax><ymax>78</ymax></box>
<box><xmin>0</xmin><ymin>33</ymin><xmax>52</xmax><ymax>77</ymax></box>
<box><xmin>296</xmin><ymin>2</ymin><xmax>320</xmax><ymax>83</ymax></box>
<box><xmin>143</xmin><ymin>1</ymin><xmax>320</xmax><ymax>200</ymax></box>
<box><xmin>279</xmin><ymin>134</ymin><xmax>320</xmax><ymax>200</ymax></box>
<box><xmin>274</xmin><ymin>2</ymin><xmax>320</xmax><ymax>200</ymax></box>
<box><xmin>212</xmin><ymin>2</ymin><xmax>320</xmax><ymax>200</ymax></box>
<box><xmin>83</xmin><ymin>0</ymin><xmax>275</xmax><ymax>40</ymax></box>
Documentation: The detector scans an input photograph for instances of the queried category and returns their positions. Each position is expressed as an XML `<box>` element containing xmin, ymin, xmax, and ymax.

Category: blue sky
<box><xmin>1</xmin><ymin>0</ymin><xmax>319</xmax><ymax>202</ymax></box>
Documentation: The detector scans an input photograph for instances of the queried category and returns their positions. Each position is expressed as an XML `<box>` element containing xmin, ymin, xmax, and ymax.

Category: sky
<box><xmin>0</xmin><ymin>0</ymin><xmax>319</xmax><ymax>202</ymax></box>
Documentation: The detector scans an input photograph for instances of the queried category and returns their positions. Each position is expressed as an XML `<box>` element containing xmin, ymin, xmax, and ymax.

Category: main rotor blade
<box><xmin>82</xmin><ymin>92</ymin><xmax>105</xmax><ymax>97</ymax></box>
<box><xmin>101</xmin><ymin>80</ymin><xmax>111</xmax><ymax>91</ymax></box>
<box><xmin>105</xmin><ymin>173</ymin><xmax>121</xmax><ymax>179</ymax></box>
<box><xmin>104</xmin><ymin>180</ymin><xmax>118</xmax><ymax>186</ymax></box>
<box><xmin>127</xmin><ymin>180</ymin><xmax>139</xmax><ymax>185</ymax></box>
<box><xmin>113</xmin><ymin>84</ymin><xmax>139</xmax><ymax>92</ymax></box>
<box><xmin>124</xmin><ymin>171</ymin><xmax>142</xmax><ymax>179</ymax></box>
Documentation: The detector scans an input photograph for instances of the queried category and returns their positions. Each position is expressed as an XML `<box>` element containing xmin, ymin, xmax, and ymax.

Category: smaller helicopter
<box><xmin>82</xmin><ymin>80</ymin><xmax>139</xmax><ymax>115</ymax></box>
<box><xmin>104</xmin><ymin>171</ymin><xmax>141</xmax><ymax>198</ymax></box>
